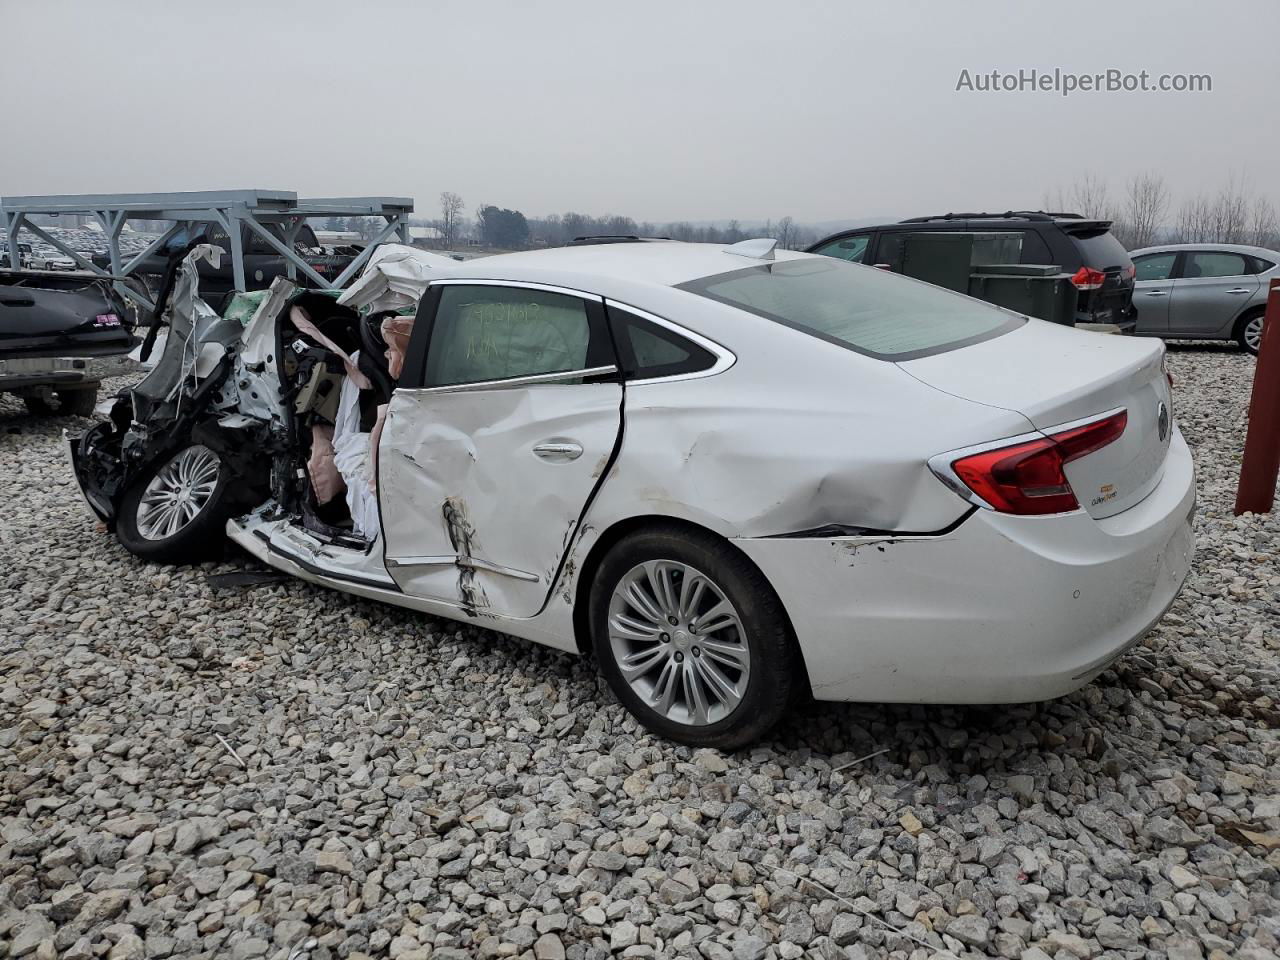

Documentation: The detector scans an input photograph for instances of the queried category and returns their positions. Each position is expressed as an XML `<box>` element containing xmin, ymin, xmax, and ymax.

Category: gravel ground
<box><xmin>1</xmin><ymin>347</ymin><xmax>1278</xmax><ymax>960</ymax></box>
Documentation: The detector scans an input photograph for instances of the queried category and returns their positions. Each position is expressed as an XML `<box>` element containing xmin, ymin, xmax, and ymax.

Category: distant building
<box><xmin>408</xmin><ymin>225</ymin><xmax>444</xmax><ymax>247</ymax></box>
<box><xmin>314</xmin><ymin>229</ymin><xmax>364</xmax><ymax>247</ymax></box>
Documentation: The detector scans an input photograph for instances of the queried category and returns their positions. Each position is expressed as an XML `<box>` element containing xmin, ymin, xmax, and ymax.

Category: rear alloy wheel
<box><xmin>590</xmin><ymin>526</ymin><xmax>797</xmax><ymax>749</ymax></box>
<box><xmin>1237</xmin><ymin>310</ymin><xmax>1265</xmax><ymax>355</ymax></box>
<box><xmin>116</xmin><ymin>444</ymin><xmax>231</xmax><ymax>563</ymax></box>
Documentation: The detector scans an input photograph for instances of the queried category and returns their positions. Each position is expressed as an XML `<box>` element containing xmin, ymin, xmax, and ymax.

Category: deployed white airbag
<box><xmin>336</xmin><ymin>244</ymin><xmax>457</xmax><ymax>314</ymax></box>
<box><xmin>331</xmin><ymin>354</ymin><xmax>381</xmax><ymax>540</ymax></box>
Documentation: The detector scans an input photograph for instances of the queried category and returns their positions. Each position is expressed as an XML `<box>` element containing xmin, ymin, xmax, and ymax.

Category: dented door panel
<box><xmin>379</xmin><ymin>381</ymin><xmax>623</xmax><ymax>618</ymax></box>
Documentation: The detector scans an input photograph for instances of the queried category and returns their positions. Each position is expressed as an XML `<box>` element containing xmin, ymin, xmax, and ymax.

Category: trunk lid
<box><xmin>900</xmin><ymin>321</ymin><xmax>1172</xmax><ymax>519</ymax></box>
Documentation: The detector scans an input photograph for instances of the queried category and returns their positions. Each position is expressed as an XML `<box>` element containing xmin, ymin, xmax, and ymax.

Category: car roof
<box><xmin>1129</xmin><ymin>242</ymin><xmax>1280</xmax><ymax>259</ymax></box>
<box><xmin>438</xmin><ymin>240</ymin><xmax>813</xmax><ymax>290</ymax></box>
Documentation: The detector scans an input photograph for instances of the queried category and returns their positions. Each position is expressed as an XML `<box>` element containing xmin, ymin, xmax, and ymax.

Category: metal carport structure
<box><xmin>0</xmin><ymin>190</ymin><xmax>414</xmax><ymax>312</ymax></box>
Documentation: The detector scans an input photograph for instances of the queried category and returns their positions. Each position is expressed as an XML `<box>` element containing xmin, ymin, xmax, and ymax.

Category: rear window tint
<box><xmin>678</xmin><ymin>257</ymin><xmax>1022</xmax><ymax>361</ymax></box>
<box><xmin>1068</xmin><ymin>230</ymin><xmax>1132</xmax><ymax>271</ymax></box>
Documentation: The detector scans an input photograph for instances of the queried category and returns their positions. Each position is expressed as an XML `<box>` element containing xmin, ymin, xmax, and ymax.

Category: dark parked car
<box><xmin>0</xmin><ymin>269</ymin><xmax>137</xmax><ymax>415</ymax></box>
<box><xmin>808</xmin><ymin>212</ymin><xmax>1136</xmax><ymax>330</ymax></box>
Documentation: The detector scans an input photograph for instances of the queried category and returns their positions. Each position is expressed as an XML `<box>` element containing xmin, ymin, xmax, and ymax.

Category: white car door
<box><xmin>378</xmin><ymin>281</ymin><xmax>622</xmax><ymax>619</ymax></box>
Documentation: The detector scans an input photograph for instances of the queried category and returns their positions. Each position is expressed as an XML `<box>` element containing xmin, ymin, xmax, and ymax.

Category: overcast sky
<box><xmin>2</xmin><ymin>0</ymin><xmax>1275</xmax><ymax>224</ymax></box>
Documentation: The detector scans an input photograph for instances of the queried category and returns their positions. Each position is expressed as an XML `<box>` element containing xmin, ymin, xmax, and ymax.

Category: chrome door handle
<box><xmin>1143</xmin><ymin>290</ymin><xmax>1167</xmax><ymax>297</ymax></box>
<box><xmin>1226</xmin><ymin>287</ymin><xmax>1251</xmax><ymax>294</ymax></box>
<box><xmin>532</xmin><ymin>441</ymin><xmax>583</xmax><ymax>462</ymax></box>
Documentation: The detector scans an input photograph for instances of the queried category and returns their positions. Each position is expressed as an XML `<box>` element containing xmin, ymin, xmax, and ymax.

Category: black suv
<box><xmin>807</xmin><ymin>212</ymin><xmax>1136</xmax><ymax>329</ymax></box>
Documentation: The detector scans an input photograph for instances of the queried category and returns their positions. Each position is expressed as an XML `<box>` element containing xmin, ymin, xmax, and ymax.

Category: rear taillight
<box><xmin>942</xmin><ymin>410</ymin><xmax>1128</xmax><ymax>515</ymax></box>
<box><xmin>1071</xmin><ymin>267</ymin><xmax>1107</xmax><ymax>291</ymax></box>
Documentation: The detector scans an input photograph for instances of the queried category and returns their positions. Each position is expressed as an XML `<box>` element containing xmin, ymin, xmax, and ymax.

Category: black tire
<box><xmin>22</xmin><ymin>386</ymin><xmax>97</xmax><ymax>417</ymax></box>
<box><xmin>116</xmin><ymin>444</ymin><xmax>231</xmax><ymax>564</ymax></box>
<box><xmin>1235</xmin><ymin>309</ymin><xmax>1265</xmax><ymax>355</ymax></box>
<box><xmin>589</xmin><ymin>524</ymin><xmax>797</xmax><ymax>750</ymax></box>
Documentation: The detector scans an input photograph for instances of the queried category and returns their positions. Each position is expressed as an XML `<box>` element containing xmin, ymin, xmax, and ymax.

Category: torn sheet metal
<box><xmin>335</xmin><ymin>244</ymin><xmax>456</xmax><ymax>314</ymax></box>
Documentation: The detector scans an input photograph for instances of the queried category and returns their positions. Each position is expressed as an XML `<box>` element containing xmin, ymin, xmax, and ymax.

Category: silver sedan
<box><xmin>1130</xmin><ymin>243</ymin><xmax>1276</xmax><ymax>354</ymax></box>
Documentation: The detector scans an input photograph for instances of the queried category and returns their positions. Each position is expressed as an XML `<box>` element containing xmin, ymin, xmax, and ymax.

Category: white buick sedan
<box><xmin>70</xmin><ymin>238</ymin><xmax>1195</xmax><ymax>748</ymax></box>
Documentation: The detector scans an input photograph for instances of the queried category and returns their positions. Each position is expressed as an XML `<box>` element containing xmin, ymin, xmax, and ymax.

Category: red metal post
<box><xmin>1235</xmin><ymin>278</ymin><xmax>1280</xmax><ymax>515</ymax></box>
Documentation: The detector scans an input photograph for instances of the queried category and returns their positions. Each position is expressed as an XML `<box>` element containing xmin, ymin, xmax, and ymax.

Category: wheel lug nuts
<box><xmin>668</xmin><ymin>616</ymin><xmax>678</xmax><ymax>626</ymax></box>
<box><xmin>692</xmin><ymin>647</ymin><xmax>700</xmax><ymax>657</ymax></box>
<box><xmin>674</xmin><ymin>652</ymin><xmax>684</xmax><ymax>663</ymax></box>
<box><xmin>660</xmin><ymin>633</ymin><xmax>670</xmax><ymax>643</ymax></box>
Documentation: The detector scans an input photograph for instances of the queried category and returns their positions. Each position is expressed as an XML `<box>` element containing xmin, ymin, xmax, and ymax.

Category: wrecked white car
<box><xmin>69</xmin><ymin>238</ymin><xmax>1195</xmax><ymax>748</ymax></box>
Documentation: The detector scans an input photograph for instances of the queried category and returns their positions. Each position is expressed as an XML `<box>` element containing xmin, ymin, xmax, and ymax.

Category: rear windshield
<box><xmin>1068</xmin><ymin>229</ymin><xmax>1132</xmax><ymax>271</ymax></box>
<box><xmin>678</xmin><ymin>257</ymin><xmax>1023</xmax><ymax>361</ymax></box>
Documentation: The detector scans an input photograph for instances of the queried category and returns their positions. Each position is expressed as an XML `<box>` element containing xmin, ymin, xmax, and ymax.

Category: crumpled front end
<box><xmin>67</xmin><ymin>246</ymin><xmax>285</xmax><ymax>527</ymax></box>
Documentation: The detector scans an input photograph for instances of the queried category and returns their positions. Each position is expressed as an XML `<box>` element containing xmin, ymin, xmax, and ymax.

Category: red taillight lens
<box><xmin>947</xmin><ymin>410</ymin><xmax>1128</xmax><ymax>515</ymax></box>
<box><xmin>1071</xmin><ymin>267</ymin><xmax>1106</xmax><ymax>291</ymax></box>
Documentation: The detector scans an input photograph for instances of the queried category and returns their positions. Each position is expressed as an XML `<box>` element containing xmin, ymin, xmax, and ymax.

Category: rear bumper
<box><xmin>0</xmin><ymin>356</ymin><xmax>95</xmax><ymax>390</ymax></box>
<box><xmin>735</xmin><ymin>427</ymin><xmax>1196</xmax><ymax>703</ymax></box>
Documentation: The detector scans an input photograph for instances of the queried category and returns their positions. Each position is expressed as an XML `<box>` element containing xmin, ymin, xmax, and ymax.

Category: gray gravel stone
<box><xmin>1</xmin><ymin>356</ymin><xmax>1278</xmax><ymax>960</ymax></box>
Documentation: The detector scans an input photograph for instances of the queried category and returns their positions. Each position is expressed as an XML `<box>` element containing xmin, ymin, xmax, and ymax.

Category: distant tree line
<box><xmin>1045</xmin><ymin>172</ymin><xmax>1279</xmax><ymax>250</ymax></box>
<box><xmin>391</xmin><ymin>193</ymin><xmax>823</xmax><ymax>252</ymax></box>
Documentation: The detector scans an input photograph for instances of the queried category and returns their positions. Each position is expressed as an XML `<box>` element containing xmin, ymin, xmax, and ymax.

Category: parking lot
<box><xmin>0</xmin><ymin>346</ymin><xmax>1275</xmax><ymax>960</ymax></box>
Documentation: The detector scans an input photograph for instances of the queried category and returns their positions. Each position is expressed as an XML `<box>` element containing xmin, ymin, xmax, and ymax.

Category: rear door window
<box><xmin>1185</xmin><ymin>251</ymin><xmax>1249</xmax><ymax>278</ymax></box>
<box><xmin>424</xmin><ymin>285</ymin><xmax>609</xmax><ymax>387</ymax></box>
<box><xmin>1015</xmin><ymin>230</ymin><xmax>1054</xmax><ymax>264</ymax></box>
<box><xmin>679</xmin><ymin>257</ymin><xmax>1022</xmax><ymax>361</ymax></box>
<box><xmin>810</xmin><ymin>234</ymin><xmax>871</xmax><ymax>263</ymax></box>
<box><xmin>1133</xmin><ymin>252</ymin><xmax>1178</xmax><ymax>281</ymax></box>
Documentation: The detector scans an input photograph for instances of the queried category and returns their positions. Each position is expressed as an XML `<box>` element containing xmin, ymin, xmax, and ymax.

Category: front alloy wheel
<box><xmin>116</xmin><ymin>443</ymin><xmax>230</xmax><ymax>564</ymax></box>
<box><xmin>135</xmin><ymin>445</ymin><xmax>221</xmax><ymax>540</ymax></box>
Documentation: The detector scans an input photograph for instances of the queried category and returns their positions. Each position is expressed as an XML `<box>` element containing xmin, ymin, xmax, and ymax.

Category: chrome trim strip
<box><xmin>386</xmin><ymin>555</ymin><xmax>455</xmax><ymax>568</ymax></box>
<box><xmin>1041</xmin><ymin>405</ymin><xmax>1129</xmax><ymax>436</ymax></box>
<box><xmin>427</xmin><ymin>277</ymin><xmax>605</xmax><ymax>302</ymax></box>
<box><xmin>603</xmin><ymin>300</ymin><xmax>737</xmax><ymax>384</ymax></box>
<box><xmin>462</xmin><ymin>557</ymin><xmax>541</xmax><ymax>583</ymax></box>
<box><xmin>927</xmin><ymin>407</ymin><xmax>1128</xmax><ymax>512</ymax></box>
<box><xmin>387</xmin><ymin>554</ymin><xmax>540</xmax><ymax>583</ymax></box>
<box><xmin>402</xmin><ymin>365</ymin><xmax>617</xmax><ymax>395</ymax></box>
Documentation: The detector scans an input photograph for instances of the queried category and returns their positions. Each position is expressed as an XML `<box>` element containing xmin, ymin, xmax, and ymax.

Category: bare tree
<box><xmin>1173</xmin><ymin>195</ymin><xmax>1212</xmax><ymax>243</ymax></box>
<box><xmin>1114</xmin><ymin>171</ymin><xmax>1169</xmax><ymax>249</ymax></box>
<box><xmin>439</xmin><ymin>192</ymin><xmax>465</xmax><ymax>250</ymax></box>
<box><xmin>1208</xmin><ymin>175</ymin><xmax>1250</xmax><ymax>243</ymax></box>
<box><xmin>1249</xmin><ymin>196</ymin><xmax>1277</xmax><ymax>249</ymax></box>
<box><xmin>775</xmin><ymin>216</ymin><xmax>796</xmax><ymax>250</ymax></box>
<box><xmin>1069</xmin><ymin>173</ymin><xmax>1113</xmax><ymax>219</ymax></box>
<box><xmin>1174</xmin><ymin>176</ymin><xmax>1254</xmax><ymax>243</ymax></box>
<box><xmin>1041</xmin><ymin>187</ymin><xmax>1067</xmax><ymax>214</ymax></box>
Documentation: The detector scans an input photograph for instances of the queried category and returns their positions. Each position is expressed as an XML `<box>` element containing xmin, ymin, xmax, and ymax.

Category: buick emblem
<box><xmin>1157</xmin><ymin>401</ymin><xmax>1170</xmax><ymax>442</ymax></box>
